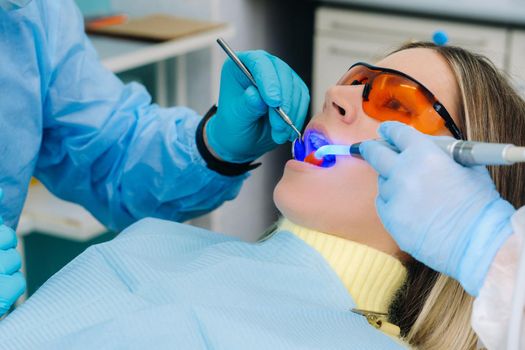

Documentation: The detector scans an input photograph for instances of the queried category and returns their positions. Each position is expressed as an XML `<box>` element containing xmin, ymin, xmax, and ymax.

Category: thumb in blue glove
<box><xmin>206</xmin><ymin>50</ymin><xmax>310</xmax><ymax>163</ymax></box>
<box><xmin>359</xmin><ymin>122</ymin><xmax>515</xmax><ymax>296</ymax></box>
<box><xmin>0</xmin><ymin>189</ymin><xmax>26</xmax><ymax>316</ymax></box>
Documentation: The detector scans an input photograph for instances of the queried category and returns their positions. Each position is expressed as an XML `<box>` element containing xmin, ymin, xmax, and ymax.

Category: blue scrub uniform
<box><xmin>0</xmin><ymin>219</ymin><xmax>407</xmax><ymax>349</ymax></box>
<box><xmin>0</xmin><ymin>0</ymin><xmax>245</xmax><ymax>231</ymax></box>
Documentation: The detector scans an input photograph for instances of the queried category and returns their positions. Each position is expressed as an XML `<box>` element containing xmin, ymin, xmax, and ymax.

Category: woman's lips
<box><xmin>292</xmin><ymin>124</ymin><xmax>337</xmax><ymax>167</ymax></box>
<box><xmin>285</xmin><ymin>159</ymin><xmax>320</xmax><ymax>172</ymax></box>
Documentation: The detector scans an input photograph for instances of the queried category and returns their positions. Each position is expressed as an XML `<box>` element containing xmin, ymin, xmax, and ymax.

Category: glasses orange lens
<box><xmin>339</xmin><ymin>66</ymin><xmax>448</xmax><ymax>136</ymax></box>
<box><xmin>364</xmin><ymin>74</ymin><xmax>446</xmax><ymax>135</ymax></box>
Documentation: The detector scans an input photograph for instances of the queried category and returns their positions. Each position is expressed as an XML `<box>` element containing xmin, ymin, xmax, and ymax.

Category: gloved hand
<box><xmin>360</xmin><ymin>122</ymin><xmax>516</xmax><ymax>296</ymax></box>
<box><xmin>0</xmin><ymin>189</ymin><xmax>26</xmax><ymax>316</ymax></box>
<box><xmin>206</xmin><ymin>50</ymin><xmax>310</xmax><ymax>163</ymax></box>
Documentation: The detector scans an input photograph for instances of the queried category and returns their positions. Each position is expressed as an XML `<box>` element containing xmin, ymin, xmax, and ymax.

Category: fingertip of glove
<box><xmin>244</xmin><ymin>86</ymin><xmax>266</xmax><ymax>111</ymax></box>
<box><xmin>264</xmin><ymin>89</ymin><xmax>282</xmax><ymax>108</ymax></box>
<box><xmin>358</xmin><ymin>140</ymin><xmax>374</xmax><ymax>159</ymax></box>
<box><xmin>239</xmin><ymin>86</ymin><xmax>268</xmax><ymax>118</ymax></box>
<box><xmin>0</xmin><ymin>273</ymin><xmax>26</xmax><ymax>314</ymax></box>
<box><xmin>270</xmin><ymin>123</ymin><xmax>290</xmax><ymax>144</ymax></box>
<box><xmin>0</xmin><ymin>225</ymin><xmax>17</xmax><ymax>248</ymax></box>
<box><xmin>6</xmin><ymin>272</ymin><xmax>27</xmax><ymax>298</ymax></box>
<box><xmin>9</xmin><ymin>249</ymin><xmax>23</xmax><ymax>270</ymax></box>
<box><xmin>290</xmin><ymin>133</ymin><xmax>301</xmax><ymax>143</ymax></box>
<box><xmin>272</xmin><ymin>132</ymin><xmax>288</xmax><ymax>145</ymax></box>
<box><xmin>378</xmin><ymin>121</ymin><xmax>403</xmax><ymax>138</ymax></box>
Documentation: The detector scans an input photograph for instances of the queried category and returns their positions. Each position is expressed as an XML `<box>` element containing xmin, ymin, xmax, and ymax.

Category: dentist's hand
<box><xmin>360</xmin><ymin>122</ymin><xmax>515</xmax><ymax>296</ymax></box>
<box><xmin>0</xmin><ymin>189</ymin><xmax>25</xmax><ymax>316</ymax></box>
<box><xmin>206</xmin><ymin>50</ymin><xmax>310</xmax><ymax>163</ymax></box>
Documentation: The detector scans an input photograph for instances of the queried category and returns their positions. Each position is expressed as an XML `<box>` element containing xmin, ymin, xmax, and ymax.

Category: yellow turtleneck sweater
<box><xmin>278</xmin><ymin>219</ymin><xmax>408</xmax><ymax>338</ymax></box>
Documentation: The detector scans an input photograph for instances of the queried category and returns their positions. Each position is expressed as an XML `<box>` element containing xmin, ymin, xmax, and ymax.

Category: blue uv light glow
<box><xmin>293</xmin><ymin>139</ymin><xmax>306</xmax><ymax>161</ymax></box>
<box><xmin>292</xmin><ymin>130</ymin><xmax>336</xmax><ymax>168</ymax></box>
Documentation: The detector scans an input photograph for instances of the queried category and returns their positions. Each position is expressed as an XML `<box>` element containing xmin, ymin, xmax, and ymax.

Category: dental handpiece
<box><xmin>216</xmin><ymin>38</ymin><xmax>302</xmax><ymax>139</ymax></box>
<box><xmin>315</xmin><ymin>139</ymin><xmax>525</xmax><ymax>166</ymax></box>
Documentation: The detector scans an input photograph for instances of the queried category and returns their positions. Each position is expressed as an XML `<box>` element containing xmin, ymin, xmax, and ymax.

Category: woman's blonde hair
<box><xmin>388</xmin><ymin>42</ymin><xmax>525</xmax><ymax>349</ymax></box>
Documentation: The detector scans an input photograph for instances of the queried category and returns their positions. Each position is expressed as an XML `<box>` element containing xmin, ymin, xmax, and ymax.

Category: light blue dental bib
<box><xmin>0</xmin><ymin>219</ymin><xmax>407</xmax><ymax>349</ymax></box>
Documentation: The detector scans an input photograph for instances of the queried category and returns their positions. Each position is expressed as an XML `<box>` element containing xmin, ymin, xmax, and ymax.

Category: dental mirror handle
<box><xmin>350</xmin><ymin>139</ymin><xmax>525</xmax><ymax>167</ymax></box>
<box><xmin>216</xmin><ymin>38</ymin><xmax>302</xmax><ymax>139</ymax></box>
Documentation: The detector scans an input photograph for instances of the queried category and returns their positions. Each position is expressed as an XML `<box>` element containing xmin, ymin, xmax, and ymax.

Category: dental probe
<box><xmin>314</xmin><ymin>139</ymin><xmax>525</xmax><ymax>167</ymax></box>
<box><xmin>216</xmin><ymin>38</ymin><xmax>302</xmax><ymax>139</ymax></box>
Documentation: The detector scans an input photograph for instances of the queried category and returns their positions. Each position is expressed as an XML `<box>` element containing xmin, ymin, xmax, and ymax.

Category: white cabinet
<box><xmin>313</xmin><ymin>8</ymin><xmax>509</xmax><ymax>114</ymax></box>
<box><xmin>509</xmin><ymin>30</ymin><xmax>525</xmax><ymax>95</ymax></box>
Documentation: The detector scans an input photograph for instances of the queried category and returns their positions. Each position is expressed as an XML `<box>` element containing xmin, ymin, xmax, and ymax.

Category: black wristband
<box><xmin>195</xmin><ymin>105</ymin><xmax>261</xmax><ymax>177</ymax></box>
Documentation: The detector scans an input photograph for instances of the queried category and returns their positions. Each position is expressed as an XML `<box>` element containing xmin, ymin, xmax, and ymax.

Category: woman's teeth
<box><xmin>308</xmin><ymin>132</ymin><xmax>330</xmax><ymax>151</ymax></box>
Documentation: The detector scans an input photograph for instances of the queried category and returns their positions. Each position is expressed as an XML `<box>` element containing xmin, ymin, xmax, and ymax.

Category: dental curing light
<box><xmin>319</xmin><ymin>139</ymin><xmax>525</xmax><ymax>167</ymax></box>
<box><xmin>300</xmin><ymin>145</ymin><xmax>354</xmax><ymax>167</ymax></box>
<box><xmin>293</xmin><ymin>130</ymin><xmax>336</xmax><ymax>167</ymax></box>
<box><xmin>314</xmin><ymin>145</ymin><xmax>355</xmax><ymax>159</ymax></box>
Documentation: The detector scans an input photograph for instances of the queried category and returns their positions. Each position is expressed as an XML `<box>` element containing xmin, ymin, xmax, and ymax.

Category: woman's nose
<box><xmin>323</xmin><ymin>85</ymin><xmax>362</xmax><ymax>124</ymax></box>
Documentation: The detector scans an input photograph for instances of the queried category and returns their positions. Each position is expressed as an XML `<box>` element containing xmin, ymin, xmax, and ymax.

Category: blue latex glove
<box><xmin>360</xmin><ymin>122</ymin><xmax>515</xmax><ymax>296</ymax></box>
<box><xmin>206</xmin><ymin>50</ymin><xmax>310</xmax><ymax>163</ymax></box>
<box><xmin>0</xmin><ymin>189</ymin><xmax>25</xmax><ymax>316</ymax></box>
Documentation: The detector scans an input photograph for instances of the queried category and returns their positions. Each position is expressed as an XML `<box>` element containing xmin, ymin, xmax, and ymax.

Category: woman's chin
<box><xmin>273</xmin><ymin>179</ymin><xmax>321</xmax><ymax>229</ymax></box>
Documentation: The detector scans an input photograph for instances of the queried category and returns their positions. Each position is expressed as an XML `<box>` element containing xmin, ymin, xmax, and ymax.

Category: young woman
<box><xmin>0</xmin><ymin>43</ymin><xmax>523</xmax><ymax>350</ymax></box>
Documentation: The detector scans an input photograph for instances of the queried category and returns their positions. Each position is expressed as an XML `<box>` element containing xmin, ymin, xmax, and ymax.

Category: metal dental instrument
<box><xmin>426</xmin><ymin>139</ymin><xmax>525</xmax><ymax>166</ymax></box>
<box><xmin>314</xmin><ymin>139</ymin><xmax>525</xmax><ymax>167</ymax></box>
<box><xmin>216</xmin><ymin>37</ymin><xmax>302</xmax><ymax>140</ymax></box>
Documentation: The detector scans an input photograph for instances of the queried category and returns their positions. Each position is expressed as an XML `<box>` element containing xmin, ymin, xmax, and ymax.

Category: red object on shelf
<box><xmin>86</xmin><ymin>14</ymin><xmax>129</xmax><ymax>30</ymax></box>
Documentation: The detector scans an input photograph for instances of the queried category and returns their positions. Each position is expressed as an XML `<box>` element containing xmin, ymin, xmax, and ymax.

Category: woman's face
<box><xmin>274</xmin><ymin>48</ymin><xmax>460</xmax><ymax>258</ymax></box>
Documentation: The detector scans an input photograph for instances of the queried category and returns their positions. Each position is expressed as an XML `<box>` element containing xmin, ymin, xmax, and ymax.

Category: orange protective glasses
<box><xmin>338</xmin><ymin>62</ymin><xmax>464</xmax><ymax>139</ymax></box>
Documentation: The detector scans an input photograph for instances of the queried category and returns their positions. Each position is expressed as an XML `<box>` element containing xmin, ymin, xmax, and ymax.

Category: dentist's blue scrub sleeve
<box><xmin>0</xmin><ymin>0</ymin><xmax>245</xmax><ymax>231</ymax></box>
<box><xmin>0</xmin><ymin>219</ymin><xmax>407</xmax><ymax>349</ymax></box>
